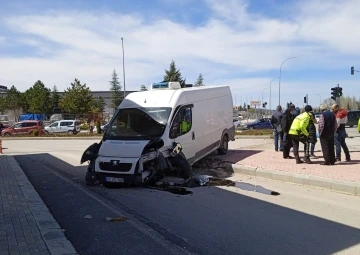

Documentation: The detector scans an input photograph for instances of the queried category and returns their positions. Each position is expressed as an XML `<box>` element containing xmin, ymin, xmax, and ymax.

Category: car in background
<box><xmin>45</xmin><ymin>120</ymin><xmax>80</xmax><ymax>135</ymax></box>
<box><xmin>233</xmin><ymin>118</ymin><xmax>242</xmax><ymax>128</ymax></box>
<box><xmin>93</xmin><ymin>123</ymin><xmax>108</xmax><ymax>133</ymax></box>
<box><xmin>1</xmin><ymin>121</ymin><xmax>44</xmax><ymax>136</ymax></box>
<box><xmin>314</xmin><ymin>113</ymin><xmax>321</xmax><ymax>123</ymax></box>
<box><xmin>246</xmin><ymin>118</ymin><xmax>273</xmax><ymax>130</ymax></box>
<box><xmin>347</xmin><ymin>110</ymin><xmax>360</xmax><ymax>127</ymax></box>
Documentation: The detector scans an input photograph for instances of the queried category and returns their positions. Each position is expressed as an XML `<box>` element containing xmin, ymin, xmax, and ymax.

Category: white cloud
<box><xmin>0</xmin><ymin>0</ymin><xmax>359</xmax><ymax>107</ymax></box>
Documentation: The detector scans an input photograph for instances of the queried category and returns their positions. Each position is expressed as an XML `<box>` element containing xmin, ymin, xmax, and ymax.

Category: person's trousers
<box><xmin>310</xmin><ymin>143</ymin><xmax>315</xmax><ymax>155</ymax></box>
<box><xmin>289</xmin><ymin>134</ymin><xmax>310</xmax><ymax>159</ymax></box>
<box><xmin>320</xmin><ymin>134</ymin><xmax>336</xmax><ymax>165</ymax></box>
<box><xmin>334</xmin><ymin>128</ymin><xmax>350</xmax><ymax>160</ymax></box>
<box><xmin>282</xmin><ymin>134</ymin><xmax>292</xmax><ymax>158</ymax></box>
<box><xmin>274</xmin><ymin>129</ymin><xmax>284</xmax><ymax>151</ymax></box>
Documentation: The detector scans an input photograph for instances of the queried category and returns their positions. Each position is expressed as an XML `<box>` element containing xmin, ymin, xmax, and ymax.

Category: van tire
<box><xmin>4</xmin><ymin>132</ymin><xmax>10</xmax><ymax>136</ymax></box>
<box><xmin>170</xmin><ymin>154</ymin><xmax>192</xmax><ymax>179</ymax></box>
<box><xmin>217</xmin><ymin>134</ymin><xmax>228</xmax><ymax>155</ymax></box>
<box><xmin>67</xmin><ymin>130</ymin><xmax>74</xmax><ymax>135</ymax></box>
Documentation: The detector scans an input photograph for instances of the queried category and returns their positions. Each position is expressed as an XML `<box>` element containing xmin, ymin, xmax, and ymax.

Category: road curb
<box><xmin>7</xmin><ymin>156</ymin><xmax>78</xmax><ymax>255</ymax></box>
<box><xmin>2</xmin><ymin>137</ymin><xmax>101</xmax><ymax>140</ymax></box>
<box><xmin>230</xmin><ymin>163</ymin><xmax>360</xmax><ymax>196</ymax></box>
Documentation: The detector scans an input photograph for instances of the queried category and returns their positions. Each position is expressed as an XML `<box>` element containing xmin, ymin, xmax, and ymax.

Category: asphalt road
<box><xmin>5</xmin><ymin>130</ymin><xmax>360</xmax><ymax>255</ymax></box>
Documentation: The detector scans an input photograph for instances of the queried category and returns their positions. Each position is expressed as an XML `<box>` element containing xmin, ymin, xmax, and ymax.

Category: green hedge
<box><xmin>236</xmin><ymin>129</ymin><xmax>273</xmax><ymax>136</ymax></box>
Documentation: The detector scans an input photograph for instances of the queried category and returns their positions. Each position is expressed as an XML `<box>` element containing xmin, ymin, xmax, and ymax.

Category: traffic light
<box><xmin>351</xmin><ymin>66</ymin><xmax>354</xmax><ymax>75</ymax></box>
<box><xmin>304</xmin><ymin>96</ymin><xmax>307</xmax><ymax>104</ymax></box>
<box><xmin>331</xmin><ymin>87</ymin><xmax>338</xmax><ymax>101</ymax></box>
<box><xmin>337</xmin><ymin>87</ymin><xmax>343</xmax><ymax>97</ymax></box>
<box><xmin>247</xmin><ymin>105</ymin><xmax>250</xmax><ymax>109</ymax></box>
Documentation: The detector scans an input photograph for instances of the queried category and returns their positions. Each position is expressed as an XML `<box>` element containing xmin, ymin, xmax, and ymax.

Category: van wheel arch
<box><xmin>217</xmin><ymin>132</ymin><xmax>229</xmax><ymax>155</ymax></box>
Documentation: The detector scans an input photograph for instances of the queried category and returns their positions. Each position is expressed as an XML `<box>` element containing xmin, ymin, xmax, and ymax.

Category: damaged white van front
<box><xmin>81</xmin><ymin>81</ymin><xmax>235</xmax><ymax>186</ymax></box>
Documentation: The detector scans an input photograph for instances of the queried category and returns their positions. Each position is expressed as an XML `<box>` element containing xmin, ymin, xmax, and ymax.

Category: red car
<box><xmin>1</xmin><ymin>121</ymin><xmax>45</xmax><ymax>136</ymax></box>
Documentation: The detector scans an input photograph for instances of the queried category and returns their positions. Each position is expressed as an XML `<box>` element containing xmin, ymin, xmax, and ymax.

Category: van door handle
<box><xmin>192</xmin><ymin>131</ymin><xmax>195</xmax><ymax>140</ymax></box>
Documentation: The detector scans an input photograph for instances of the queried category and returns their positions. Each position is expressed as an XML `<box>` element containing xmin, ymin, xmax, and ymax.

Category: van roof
<box><xmin>120</xmin><ymin>85</ymin><xmax>230</xmax><ymax>109</ymax></box>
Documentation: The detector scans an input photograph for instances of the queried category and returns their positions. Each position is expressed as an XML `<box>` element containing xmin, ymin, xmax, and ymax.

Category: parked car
<box><xmin>246</xmin><ymin>118</ymin><xmax>273</xmax><ymax>129</ymax></box>
<box><xmin>45</xmin><ymin>120</ymin><xmax>80</xmax><ymax>134</ymax></box>
<box><xmin>347</xmin><ymin>110</ymin><xmax>360</xmax><ymax>127</ymax></box>
<box><xmin>233</xmin><ymin>118</ymin><xmax>242</xmax><ymax>128</ymax></box>
<box><xmin>1</xmin><ymin>121</ymin><xmax>44</xmax><ymax>136</ymax></box>
<box><xmin>93</xmin><ymin>123</ymin><xmax>108</xmax><ymax>133</ymax></box>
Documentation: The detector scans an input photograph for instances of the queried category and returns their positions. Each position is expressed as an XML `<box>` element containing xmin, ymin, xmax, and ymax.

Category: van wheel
<box><xmin>45</xmin><ymin>130</ymin><xmax>49</xmax><ymax>135</ymax></box>
<box><xmin>67</xmin><ymin>130</ymin><xmax>74</xmax><ymax>135</ymax></box>
<box><xmin>4</xmin><ymin>133</ymin><xmax>11</xmax><ymax>136</ymax></box>
<box><xmin>217</xmin><ymin>134</ymin><xmax>228</xmax><ymax>155</ymax></box>
<box><xmin>170</xmin><ymin>154</ymin><xmax>192</xmax><ymax>179</ymax></box>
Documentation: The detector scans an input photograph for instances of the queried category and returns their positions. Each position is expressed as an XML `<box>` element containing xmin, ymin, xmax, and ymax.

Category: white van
<box><xmin>45</xmin><ymin>120</ymin><xmax>80</xmax><ymax>134</ymax></box>
<box><xmin>93</xmin><ymin>82</ymin><xmax>235</xmax><ymax>184</ymax></box>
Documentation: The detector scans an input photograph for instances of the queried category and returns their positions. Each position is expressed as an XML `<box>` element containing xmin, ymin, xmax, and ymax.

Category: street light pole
<box><xmin>278</xmin><ymin>56</ymin><xmax>298</xmax><ymax>106</ymax></box>
<box><xmin>121</xmin><ymin>37</ymin><xmax>126</xmax><ymax>100</ymax></box>
<box><xmin>269</xmin><ymin>77</ymin><xmax>279</xmax><ymax>112</ymax></box>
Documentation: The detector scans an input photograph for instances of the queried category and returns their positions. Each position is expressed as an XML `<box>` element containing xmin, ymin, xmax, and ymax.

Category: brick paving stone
<box><xmin>0</xmin><ymin>155</ymin><xmax>77</xmax><ymax>255</ymax></box>
<box><xmin>218</xmin><ymin>149</ymin><xmax>360</xmax><ymax>183</ymax></box>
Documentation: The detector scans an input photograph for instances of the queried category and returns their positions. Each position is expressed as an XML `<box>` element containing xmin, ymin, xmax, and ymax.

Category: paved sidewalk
<box><xmin>214</xmin><ymin>137</ymin><xmax>360</xmax><ymax>195</ymax></box>
<box><xmin>0</xmin><ymin>155</ymin><xmax>77</xmax><ymax>255</ymax></box>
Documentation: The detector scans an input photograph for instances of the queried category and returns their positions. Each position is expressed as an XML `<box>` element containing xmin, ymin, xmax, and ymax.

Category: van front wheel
<box><xmin>217</xmin><ymin>134</ymin><xmax>228</xmax><ymax>155</ymax></box>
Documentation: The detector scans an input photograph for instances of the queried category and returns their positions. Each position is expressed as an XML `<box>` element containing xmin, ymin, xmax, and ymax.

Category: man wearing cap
<box><xmin>288</xmin><ymin>105</ymin><xmax>313</xmax><ymax>164</ymax></box>
<box><xmin>318</xmin><ymin>104</ymin><xmax>337</xmax><ymax>165</ymax></box>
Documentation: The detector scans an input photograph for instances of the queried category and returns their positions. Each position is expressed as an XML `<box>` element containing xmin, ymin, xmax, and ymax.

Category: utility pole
<box><xmin>121</xmin><ymin>37</ymin><xmax>126</xmax><ymax>100</ymax></box>
<box><xmin>336</xmin><ymin>84</ymin><xmax>340</xmax><ymax>108</ymax></box>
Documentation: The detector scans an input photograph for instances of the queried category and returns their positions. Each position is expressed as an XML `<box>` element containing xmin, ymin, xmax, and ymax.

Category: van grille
<box><xmin>99</xmin><ymin>162</ymin><xmax>132</xmax><ymax>172</ymax></box>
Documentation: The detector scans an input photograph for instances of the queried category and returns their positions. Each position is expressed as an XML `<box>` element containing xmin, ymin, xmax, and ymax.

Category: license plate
<box><xmin>105</xmin><ymin>177</ymin><xmax>124</xmax><ymax>183</ymax></box>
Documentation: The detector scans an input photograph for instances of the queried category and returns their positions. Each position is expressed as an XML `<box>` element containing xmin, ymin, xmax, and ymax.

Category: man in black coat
<box><xmin>271</xmin><ymin>105</ymin><xmax>284</xmax><ymax>151</ymax></box>
<box><xmin>281</xmin><ymin>104</ymin><xmax>296</xmax><ymax>159</ymax></box>
<box><xmin>318</xmin><ymin>104</ymin><xmax>337</xmax><ymax>165</ymax></box>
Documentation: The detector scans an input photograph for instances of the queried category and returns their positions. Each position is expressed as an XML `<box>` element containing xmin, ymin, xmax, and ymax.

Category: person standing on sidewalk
<box><xmin>288</xmin><ymin>105</ymin><xmax>313</xmax><ymax>164</ymax></box>
<box><xmin>308</xmin><ymin>111</ymin><xmax>318</xmax><ymax>159</ymax></box>
<box><xmin>271</xmin><ymin>105</ymin><xmax>284</xmax><ymax>152</ymax></box>
<box><xmin>281</xmin><ymin>103</ymin><xmax>295</xmax><ymax>159</ymax></box>
<box><xmin>318</xmin><ymin>104</ymin><xmax>337</xmax><ymax>165</ymax></box>
<box><xmin>331</xmin><ymin>104</ymin><xmax>351</xmax><ymax>162</ymax></box>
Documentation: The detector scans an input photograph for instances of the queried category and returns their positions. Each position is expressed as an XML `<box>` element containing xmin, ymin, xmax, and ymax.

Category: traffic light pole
<box><xmin>336</xmin><ymin>84</ymin><xmax>340</xmax><ymax>108</ymax></box>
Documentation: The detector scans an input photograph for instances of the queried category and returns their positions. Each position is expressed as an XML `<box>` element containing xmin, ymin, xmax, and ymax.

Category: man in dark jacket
<box><xmin>308</xmin><ymin>111</ymin><xmax>318</xmax><ymax>158</ymax></box>
<box><xmin>271</xmin><ymin>105</ymin><xmax>283</xmax><ymax>151</ymax></box>
<box><xmin>318</xmin><ymin>104</ymin><xmax>337</xmax><ymax>165</ymax></box>
<box><xmin>281</xmin><ymin>104</ymin><xmax>295</xmax><ymax>159</ymax></box>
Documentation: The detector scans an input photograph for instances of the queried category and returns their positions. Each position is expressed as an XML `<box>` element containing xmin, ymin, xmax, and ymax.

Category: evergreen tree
<box><xmin>50</xmin><ymin>85</ymin><xmax>61</xmax><ymax>110</ymax></box>
<box><xmin>140</xmin><ymin>85</ymin><xmax>148</xmax><ymax>91</ymax></box>
<box><xmin>163</xmin><ymin>60</ymin><xmax>186</xmax><ymax>87</ymax></box>
<box><xmin>109</xmin><ymin>69</ymin><xmax>123</xmax><ymax>110</ymax></box>
<box><xmin>4</xmin><ymin>85</ymin><xmax>22</xmax><ymax>120</ymax></box>
<box><xmin>24</xmin><ymin>80</ymin><xmax>51</xmax><ymax>113</ymax></box>
<box><xmin>93</xmin><ymin>97</ymin><xmax>106</xmax><ymax>112</ymax></box>
<box><xmin>194</xmin><ymin>73</ymin><xmax>204</xmax><ymax>86</ymax></box>
<box><xmin>59</xmin><ymin>78</ymin><xmax>94</xmax><ymax>114</ymax></box>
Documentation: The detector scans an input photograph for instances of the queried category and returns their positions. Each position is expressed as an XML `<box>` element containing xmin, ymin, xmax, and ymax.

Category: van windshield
<box><xmin>104</xmin><ymin>107</ymin><xmax>172</xmax><ymax>140</ymax></box>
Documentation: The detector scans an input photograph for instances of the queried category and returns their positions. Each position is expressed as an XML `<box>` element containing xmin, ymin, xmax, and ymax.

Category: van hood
<box><xmin>98</xmin><ymin>139</ymin><xmax>150</xmax><ymax>158</ymax></box>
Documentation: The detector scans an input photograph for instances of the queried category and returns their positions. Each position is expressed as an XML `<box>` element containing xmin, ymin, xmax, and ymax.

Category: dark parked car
<box><xmin>246</xmin><ymin>118</ymin><xmax>273</xmax><ymax>129</ymax></box>
<box><xmin>347</xmin><ymin>110</ymin><xmax>360</xmax><ymax>127</ymax></box>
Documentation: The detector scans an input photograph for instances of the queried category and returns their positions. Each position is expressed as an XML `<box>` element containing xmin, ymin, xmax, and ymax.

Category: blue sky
<box><xmin>0</xmin><ymin>0</ymin><xmax>360</xmax><ymax>109</ymax></box>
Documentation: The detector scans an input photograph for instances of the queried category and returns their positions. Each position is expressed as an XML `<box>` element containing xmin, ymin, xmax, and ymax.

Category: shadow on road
<box><xmin>13</xmin><ymin>153</ymin><xmax>360</xmax><ymax>255</ymax></box>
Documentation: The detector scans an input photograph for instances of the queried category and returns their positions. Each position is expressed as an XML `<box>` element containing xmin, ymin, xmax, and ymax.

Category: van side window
<box><xmin>170</xmin><ymin>107</ymin><xmax>192</xmax><ymax>138</ymax></box>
